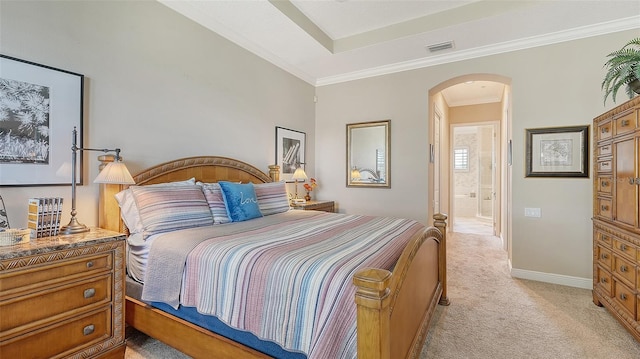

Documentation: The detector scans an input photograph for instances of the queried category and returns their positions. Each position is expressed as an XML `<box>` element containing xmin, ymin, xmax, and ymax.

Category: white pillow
<box><xmin>114</xmin><ymin>178</ymin><xmax>196</xmax><ymax>234</ymax></box>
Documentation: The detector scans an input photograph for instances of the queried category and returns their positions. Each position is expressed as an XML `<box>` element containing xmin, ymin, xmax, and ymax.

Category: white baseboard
<box><xmin>510</xmin><ymin>266</ymin><xmax>592</xmax><ymax>290</ymax></box>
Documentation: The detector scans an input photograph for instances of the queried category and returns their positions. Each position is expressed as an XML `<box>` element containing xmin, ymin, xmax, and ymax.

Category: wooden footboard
<box><xmin>353</xmin><ymin>213</ymin><xmax>448</xmax><ymax>359</ymax></box>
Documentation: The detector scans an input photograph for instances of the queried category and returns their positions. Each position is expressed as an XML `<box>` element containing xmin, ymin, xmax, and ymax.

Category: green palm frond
<box><xmin>602</xmin><ymin>37</ymin><xmax>640</xmax><ymax>104</ymax></box>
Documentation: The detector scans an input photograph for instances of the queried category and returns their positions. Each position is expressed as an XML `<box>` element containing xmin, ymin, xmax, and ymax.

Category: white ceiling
<box><xmin>158</xmin><ymin>0</ymin><xmax>640</xmax><ymax>105</ymax></box>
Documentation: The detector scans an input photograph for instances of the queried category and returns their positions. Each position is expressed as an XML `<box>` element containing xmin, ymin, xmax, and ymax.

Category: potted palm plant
<box><xmin>602</xmin><ymin>37</ymin><xmax>640</xmax><ymax>104</ymax></box>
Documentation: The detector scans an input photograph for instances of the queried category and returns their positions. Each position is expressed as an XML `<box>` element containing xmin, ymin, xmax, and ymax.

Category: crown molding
<box><xmin>315</xmin><ymin>16</ymin><xmax>640</xmax><ymax>87</ymax></box>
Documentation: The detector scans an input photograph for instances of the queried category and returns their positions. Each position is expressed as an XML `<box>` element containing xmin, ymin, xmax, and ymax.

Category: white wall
<box><xmin>0</xmin><ymin>0</ymin><xmax>315</xmax><ymax>228</ymax></box>
<box><xmin>315</xmin><ymin>29</ymin><xmax>640</xmax><ymax>283</ymax></box>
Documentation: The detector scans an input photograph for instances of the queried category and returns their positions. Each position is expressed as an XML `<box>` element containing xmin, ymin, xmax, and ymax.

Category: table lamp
<box><xmin>60</xmin><ymin>127</ymin><xmax>135</xmax><ymax>234</ymax></box>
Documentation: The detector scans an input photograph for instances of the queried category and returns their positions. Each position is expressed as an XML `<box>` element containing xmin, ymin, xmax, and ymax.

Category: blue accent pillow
<box><xmin>218</xmin><ymin>181</ymin><xmax>263</xmax><ymax>222</ymax></box>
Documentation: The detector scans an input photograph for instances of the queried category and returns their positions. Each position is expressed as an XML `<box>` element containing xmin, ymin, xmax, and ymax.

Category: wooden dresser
<box><xmin>0</xmin><ymin>228</ymin><xmax>126</xmax><ymax>358</ymax></box>
<box><xmin>593</xmin><ymin>96</ymin><xmax>640</xmax><ymax>342</ymax></box>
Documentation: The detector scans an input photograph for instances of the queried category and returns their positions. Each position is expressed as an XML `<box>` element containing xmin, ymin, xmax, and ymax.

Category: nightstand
<box><xmin>0</xmin><ymin>228</ymin><xmax>126</xmax><ymax>359</ymax></box>
<box><xmin>292</xmin><ymin>200</ymin><xmax>335</xmax><ymax>213</ymax></box>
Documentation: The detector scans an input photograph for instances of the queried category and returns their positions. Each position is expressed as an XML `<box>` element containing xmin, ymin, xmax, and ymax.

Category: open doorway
<box><xmin>452</xmin><ymin>123</ymin><xmax>497</xmax><ymax>236</ymax></box>
<box><xmin>428</xmin><ymin>74</ymin><xmax>512</xmax><ymax>253</ymax></box>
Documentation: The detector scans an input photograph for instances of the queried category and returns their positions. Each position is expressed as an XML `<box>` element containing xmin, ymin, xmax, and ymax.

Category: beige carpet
<box><xmin>125</xmin><ymin>229</ymin><xmax>640</xmax><ymax>359</ymax></box>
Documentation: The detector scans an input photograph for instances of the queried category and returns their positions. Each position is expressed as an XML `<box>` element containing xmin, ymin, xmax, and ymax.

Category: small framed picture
<box><xmin>525</xmin><ymin>125</ymin><xmax>589</xmax><ymax>178</ymax></box>
<box><xmin>275</xmin><ymin>126</ymin><xmax>305</xmax><ymax>181</ymax></box>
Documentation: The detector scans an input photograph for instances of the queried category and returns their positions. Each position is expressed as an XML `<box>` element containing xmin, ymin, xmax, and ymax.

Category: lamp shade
<box><xmin>292</xmin><ymin>167</ymin><xmax>308</xmax><ymax>181</ymax></box>
<box><xmin>351</xmin><ymin>168</ymin><xmax>361</xmax><ymax>180</ymax></box>
<box><xmin>94</xmin><ymin>162</ymin><xmax>135</xmax><ymax>184</ymax></box>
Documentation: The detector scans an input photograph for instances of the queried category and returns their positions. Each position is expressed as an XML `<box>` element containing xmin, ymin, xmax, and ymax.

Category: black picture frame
<box><xmin>525</xmin><ymin>125</ymin><xmax>589</xmax><ymax>178</ymax></box>
<box><xmin>0</xmin><ymin>55</ymin><xmax>84</xmax><ymax>186</ymax></box>
<box><xmin>275</xmin><ymin>126</ymin><xmax>305</xmax><ymax>181</ymax></box>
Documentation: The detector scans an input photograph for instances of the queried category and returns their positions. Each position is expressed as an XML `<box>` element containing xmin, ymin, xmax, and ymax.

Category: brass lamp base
<box><xmin>60</xmin><ymin>217</ymin><xmax>90</xmax><ymax>235</ymax></box>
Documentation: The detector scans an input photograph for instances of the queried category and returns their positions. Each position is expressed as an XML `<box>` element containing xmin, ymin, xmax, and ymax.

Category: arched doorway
<box><xmin>428</xmin><ymin>74</ymin><xmax>512</xmax><ymax>253</ymax></box>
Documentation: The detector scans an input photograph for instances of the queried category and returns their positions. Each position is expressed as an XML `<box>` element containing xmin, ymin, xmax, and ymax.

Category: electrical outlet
<box><xmin>524</xmin><ymin>208</ymin><xmax>541</xmax><ymax>217</ymax></box>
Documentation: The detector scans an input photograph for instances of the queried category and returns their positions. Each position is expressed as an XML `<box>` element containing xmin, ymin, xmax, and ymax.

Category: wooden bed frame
<box><xmin>97</xmin><ymin>156</ymin><xmax>449</xmax><ymax>359</ymax></box>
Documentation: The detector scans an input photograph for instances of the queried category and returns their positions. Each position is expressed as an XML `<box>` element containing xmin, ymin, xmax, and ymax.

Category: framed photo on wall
<box><xmin>0</xmin><ymin>55</ymin><xmax>84</xmax><ymax>186</ymax></box>
<box><xmin>275</xmin><ymin>126</ymin><xmax>305</xmax><ymax>181</ymax></box>
<box><xmin>525</xmin><ymin>125</ymin><xmax>589</xmax><ymax>178</ymax></box>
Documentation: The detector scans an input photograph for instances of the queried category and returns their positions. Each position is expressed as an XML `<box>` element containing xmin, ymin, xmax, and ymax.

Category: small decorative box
<box><xmin>0</xmin><ymin>229</ymin><xmax>31</xmax><ymax>246</ymax></box>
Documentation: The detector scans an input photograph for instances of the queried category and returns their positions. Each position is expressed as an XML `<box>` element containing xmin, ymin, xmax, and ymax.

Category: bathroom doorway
<box><xmin>452</xmin><ymin>123</ymin><xmax>497</xmax><ymax>235</ymax></box>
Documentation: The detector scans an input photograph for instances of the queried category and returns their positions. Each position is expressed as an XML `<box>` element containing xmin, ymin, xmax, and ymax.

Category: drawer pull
<box><xmin>600</xmin><ymin>253</ymin><xmax>609</xmax><ymax>260</ymax></box>
<box><xmin>601</xmin><ymin>162</ymin><xmax>610</xmax><ymax>167</ymax></box>
<box><xmin>620</xmin><ymin>244</ymin><xmax>627</xmax><ymax>251</ymax></box>
<box><xmin>601</xmin><ymin>180</ymin><xmax>609</xmax><ymax>187</ymax></box>
<box><xmin>620</xmin><ymin>119</ymin><xmax>630</xmax><ymax>127</ymax></box>
<box><xmin>83</xmin><ymin>288</ymin><xmax>96</xmax><ymax>299</ymax></box>
<box><xmin>83</xmin><ymin>324</ymin><xmax>95</xmax><ymax>336</ymax></box>
<box><xmin>620</xmin><ymin>293</ymin><xmax>627</xmax><ymax>301</ymax></box>
<box><xmin>601</xmin><ymin>205</ymin><xmax>609</xmax><ymax>211</ymax></box>
<box><xmin>630</xmin><ymin>177</ymin><xmax>636</xmax><ymax>185</ymax></box>
<box><xmin>620</xmin><ymin>265</ymin><xmax>628</xmax><ymax>273</ymax></box>
<box><xmin>600</xmin><ymin>277</ymin><xmax>608</xmax><ymax>283</ymax></box>
<box><xmin>86</xmin><ymin>261</ymin><xmax>94</xmax><ymax>268</ymax></box>
<box><xmin>601</xmin><ymin>127</ymin><xmax>610</xmax><ymax>133</ymax></box>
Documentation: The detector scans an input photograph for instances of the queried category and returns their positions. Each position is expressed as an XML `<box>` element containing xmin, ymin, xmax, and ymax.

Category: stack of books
<box><xmin>27</xmin><ymin>198</ymin><xmax>63</xmax><ymax>238</ymax></box>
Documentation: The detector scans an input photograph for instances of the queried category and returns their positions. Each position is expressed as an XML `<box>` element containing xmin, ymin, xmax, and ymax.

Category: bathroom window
<box><xmin>453</xmin><ymin>146</ymin><xmax>469</xmax><ymax>171</ymax></box>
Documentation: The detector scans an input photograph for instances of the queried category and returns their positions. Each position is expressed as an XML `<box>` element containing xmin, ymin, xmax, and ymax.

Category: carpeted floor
<box><xmin>125</xmin><ymin>228</ymin><xmax>640</xmax><ymax>358</ymax></box>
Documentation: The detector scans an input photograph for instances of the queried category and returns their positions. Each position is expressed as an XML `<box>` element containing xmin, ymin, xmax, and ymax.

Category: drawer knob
<box><xmin>601</xmin><ymin>127</ymin><xmax>609</xmax><ymax>133</ymax></box>
<box><xmin>621</xmin><ymin>119</ymin><xmax>630</xmax><ymax>127</ymax></box>
<box><xmin>83</xmin><ymin>288</ymin><xmax>96</xmax><ymax>299</ymax></box>
<box><xmin>630</xmin><ymin>177</ymin><xmax>636</xmax><ymax>185</ymax></box>
<box><xmin>620</xmin><ymin>293</ymin><xmax>627</xmax><ymax>301</ymax></box>
<box><xmin>601</xmin><ymin>205</ymin><xmax>609</xmax><ymax>211</ymax></box>
<box><xmin>600</xmin><ymin>277</ymin><xmax>608</xmax><ymax>283</ymax></box>
<box><xmin>620</xmin><ymin>244</ymin><xmax>627</xmax><ymax>251</ymax></box>
<box><xmin>620</xmin><ymin>265</ymin><xmax>628</xmax><ymax>273</ymax></box>
<box><xmin>86</xmin><ymin>261</ymin><xmax>94</xmax><ymax>268</ymax></box>
<box><xmin>83</xmin><ymin>324</ymin><xmax>95</xmax><ymax>336</ymax></box>
<box><xmin>600</xmin><ymin>253</ymin><xmax>609</xmax><ymax>260</ymax></box>
<box><xmin>601</xmin><ymin>180</ymin><xmax>609</xmax><ymax>187</ymax></box>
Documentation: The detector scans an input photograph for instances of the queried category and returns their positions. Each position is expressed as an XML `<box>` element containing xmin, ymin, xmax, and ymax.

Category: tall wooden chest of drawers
<box><xmin>0</xmin><ymin>229</ymin><xmax>126</xmax><ymax>358</ymax></box>
<box><xmin>592</xmin><ymin>96</ymin><xmax>640</xmax><ymax>342</ymax></box>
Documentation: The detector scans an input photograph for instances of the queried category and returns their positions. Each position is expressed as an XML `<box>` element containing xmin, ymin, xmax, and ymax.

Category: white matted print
<box><xmin>0</xmin><ymin>55</ymin><xmax>84</xmax><ymax>186</ymax></box>
<box><xmin>525</xmin><ymin>125</ymin><xmax>589</xmax><ymax>178</ymax></box>
<box><xmin>275</xmin><ymin>126</ymin><xmax>305</xmax><ymax>181</ymax></box>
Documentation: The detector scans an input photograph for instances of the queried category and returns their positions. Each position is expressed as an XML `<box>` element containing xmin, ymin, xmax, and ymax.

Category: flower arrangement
<box><xmin>303</xmin><ymin>178</ymin><xmax>317</xmax><ymax>201</ymax></box>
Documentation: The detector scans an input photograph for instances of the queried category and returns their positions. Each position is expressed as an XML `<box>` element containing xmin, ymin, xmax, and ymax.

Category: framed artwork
<box><xmin>0</xmin><ymin>55</ymin><xmax>84</xmax><ymax>186</ymax></box>
<box><xmin>525</xmin><ymin>125</ymin><xmax>589</xmax><ymax>178</ymax></box>
<box><xmin>275</xmin><ymin>126</ymin><xmax>305</xmax><ymax>181</ymax></box>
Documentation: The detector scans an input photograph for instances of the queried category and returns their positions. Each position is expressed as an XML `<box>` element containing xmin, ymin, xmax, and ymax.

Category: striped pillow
<box><xmin>130</xmin><ymin>185</ymin><xmax>213</xmax><ymax>239</ymax></box>
<box><xmin>254</xmin><ymin>181</ymin><xmax>290</xmax><ymax>216</ymax></box>
<box><xmin>198</xmin><ymin>182</ymin><xmax>231</xmax><ymax>224</ymax></box>
<box><xmin>114</xmin><ymin>178</ymin><xmax>196</xmax><ymax>234</ymax></box>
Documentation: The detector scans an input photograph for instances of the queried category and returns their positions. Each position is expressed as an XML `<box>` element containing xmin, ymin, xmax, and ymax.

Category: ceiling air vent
<box><xmin>427</xmin><ymin>41</ymin><xmax>454</xmax><ymax>53</ymax></box>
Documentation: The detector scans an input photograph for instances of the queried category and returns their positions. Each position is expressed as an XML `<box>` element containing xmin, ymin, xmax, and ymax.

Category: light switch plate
<box><xmin>524</xmin><ymin>208</ymin><xmax>541</xmax><ymax>217</ymax></box>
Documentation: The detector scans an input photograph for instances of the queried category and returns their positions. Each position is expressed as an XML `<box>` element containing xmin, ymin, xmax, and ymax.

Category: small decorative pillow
<box><xmin>218</xmin><ymin>181</ymin><xmax>263</xmax><ymax>222</ymax></box>
<box><xmin>198</xmin><ymin>182</ymin><xmax>231</xmax><ymax>224</ymax></box>
<box><xmin>254</xmin><ymin>181</ymin><xmax>290</xmax><ymax>216</ymax></box>
<box><xmin>115</xmin><ymin>178</ymin><xmax>196</xmax><ymax>234</ymax></box>
<box><xmin>130</xmin><ymin>184</ymin><xmax>213</xmax><ymax>239</ymax></box>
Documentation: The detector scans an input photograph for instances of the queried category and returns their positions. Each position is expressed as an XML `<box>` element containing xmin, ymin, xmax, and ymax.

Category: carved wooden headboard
<box><xmin>98</xmin><ymin>156</ymin><xmax>277</xmax><ymax>233</ymax></box>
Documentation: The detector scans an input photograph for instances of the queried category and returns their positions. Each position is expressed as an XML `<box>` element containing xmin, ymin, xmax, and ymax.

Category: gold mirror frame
<box><xmin>346</xmin><ymin>120</ymin><xmax>391</xmax><ymax>188</ymax></box>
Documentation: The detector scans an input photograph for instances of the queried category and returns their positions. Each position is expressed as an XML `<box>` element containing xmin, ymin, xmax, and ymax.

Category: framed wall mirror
<box><xmin>347</xmin><ymin>120</ymin><xmax>391</xmax><ymax>188</ymax></box>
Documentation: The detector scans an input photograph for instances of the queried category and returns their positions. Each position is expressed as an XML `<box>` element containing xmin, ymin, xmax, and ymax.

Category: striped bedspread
<box><xmin>176</xmin><ymin>212</ymin><xmax>425</xmax><ymax>359</ymax></box>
